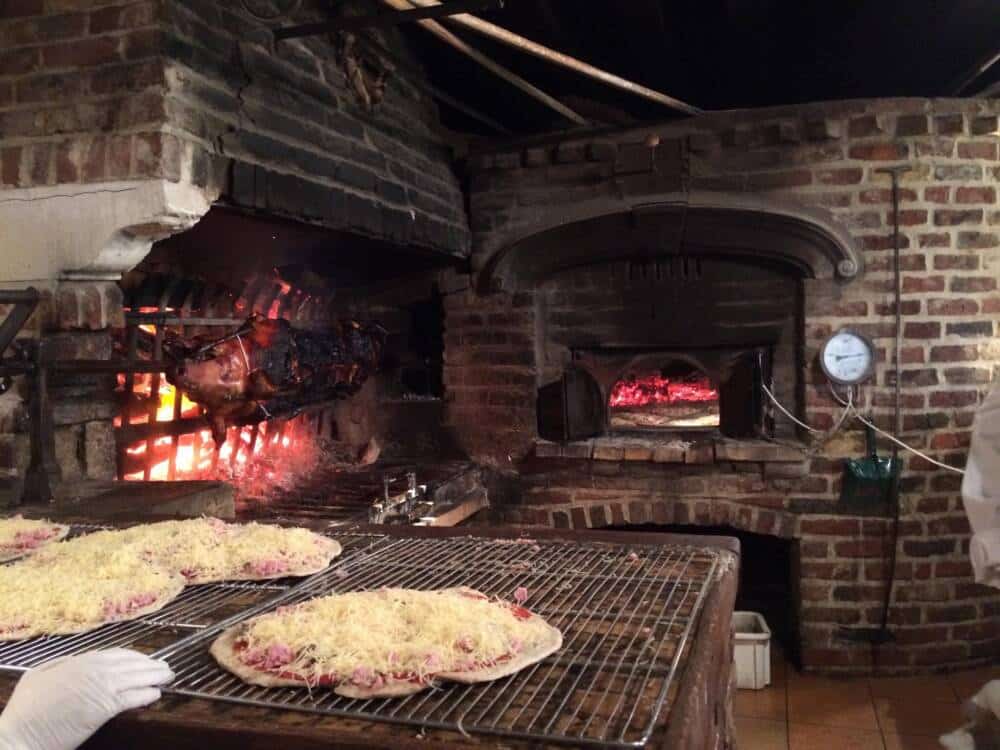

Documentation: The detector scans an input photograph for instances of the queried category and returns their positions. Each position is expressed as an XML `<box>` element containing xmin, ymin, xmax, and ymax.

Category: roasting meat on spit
<box><xmin>163</xmin><ymin>315</ymin><xmax>385</xmax><ymax>444</ymax></box>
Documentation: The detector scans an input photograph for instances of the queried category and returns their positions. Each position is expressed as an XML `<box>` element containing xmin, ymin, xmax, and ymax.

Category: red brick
<box><xmin>930</xmin><ymin>345</ymin><xmax>980</xmax><ymax>362</ymax></box>
<box><xmin>956</xmin><ymin>186</ymin><xmax>996</xmax><ymax>204</ymax></box>
<box><xmin>957</xmin><ymin>141</ymin><xmax>998</xmax><ymax>160</ymax></box>
<box><xmin>0</xmin><ymin>146</ymin><xmax>20</xmax><ymax>186</ymax></box>
<box><xmin>929</xmin><ymin>390</ymin><xmax>978</xmax><ymax>408</ymax></box>
<box><xmin>54</xmin><ymin>138</ymin><xmax>78</xmax><ymax>182</ymax></box>
<box><xmin>893</xmin><ymin>626</ymin><xmax>950</xmax><ymax>646</ymax></box>
<box><xmin>859</xmin><ymin>187</ymin><xmax>916</xmax><ymax>204</ymax></box>
<box><xmin>800</xmin><ymin>518</ymin><xmax>860</xmax><ymax>536</ymax></box>
<box><xmin>954</xmin><ymin>622</ymin><xmax>1000</xmax><ymax>642</ymax></box>
<box><xmin>121</xmin><ymin>28</ymin><xmax>163</xmax><ymax>60</ymax></box>
<box><xmin>957</xmin><ymin>231</ymin><xmax>999</xmax><ymax>249</ymax></box>
<box><xmin>934</xmin><ymin>254</ymin><xmax>979</xmax><ymax>270</ymax></box>
<box><xmin>946</xmin><ymin>321</ymin><xmax>994</xmax><ymax>337</ymax></box>
<box><xmin>835</xmin><ymin>539</ymin><xmax>884</xmax><ymax>558</ymax></box>
<box><xmin>815</xmin><ymin>167</ymin><xmax>863</xmax><ymax>185</ymax></box>
<box><xmin>895</xmin><ymin>115</ymin><xmax>929</xmax><ymax>136</ymax></box>
<box><xmin>946</xmin><ymin>368</ymin><xmax>993</xmax><ymax>387</ymax></box>
<box><xmin>913</xmin><ymin>644</ymin><xmax>969</xmax><ymax>666</ymax></box>
<box><xmin>928</xmin><ymin>299</ymin><xmax>978</xmax><ymax>316</ymax></box>
<box><xmin>0</xmin><ymin>47</ymin><xmax>39</xmax><ymax>76</ymax></box>
<box><xmin>935</xmin><ymin>114</ymin><xmax>965</xmax><ymax>134</ymax></box>
<box><xmin>107</xmin><ymin>135</ymin><xmax>130</xmax><ymax>178</ymax></box>
<box><xmin>983</xmin><ymin>298</ymin><xmax>1000</xmax><ymax>314</ymax></box>
<box><xmin>874</xmin><ymin>299</ymin><xmax>920</xmax><ymax>316</ymax></box>
<box><xmin>916</xmin><ymin>138</ymin><xmax>955</xmax><ymax>158</ymax></box>
<box><xmin>897</xmin><ymin>209</ymin><xmax>927</xmax><ymax>226</ymax></box>
<box><xmin>28</xmin><ymin>142</ymin><xmax>51</xmax><ymax>184</ymax></box>
<box><xmin>951</xmin><ymin>276</ymin><xmax>997</xmax><ymax>293</ymax></box>
<box><xmin>903</xmin><ymin>539</ymin><xmax>955</xmax><ymax>557</ymax></box>
<box><xmin>935</xmin><ymin>209</ymin><xmax>984</xmax><ymax>226</ymax></box>
<box><xmin>924</xmin><ymin>186</ymin><xmax>949</xmax><ymax>203</ymax></box>
<box><xmin>800</xmin><ymin>541</ymin><xmax>829</xmax><ymax>559</ymax></box>
<box><xmin>902</xmin><ymin>277</ymin><xmax>944</xmax><ymax>294</ymax></box>
<box><xmin>800</xmin><ymin>607</ymin><xmax>861</xmax><ymax>626</ymax></box>
<box><xmin>747</xmin><ymin>169</ymin><xmax>812</xmax><ymax>190</ymax></box>
<box><xmin>903</xmin><ymin>321</ymin><xmax>940</xmax><ymax>339</ymax></box>
<box><xmin>927</xmin><ymin>604</ymin><xmax>976</xmax><ymax>622</ymax></box>
<box><xmin>849</xmin><ymin>142</ymin><xmax>909</xmax><ymax>160</ymax></box>
<box><xmin>0</xmin><ymin>0</ymin><xmax>43</xmax><ymax>17</ymax></box>
<box><xmin>900</xmin><ymin>347</ymin><xmax>925</xmax><ymax>365</ymax></box>
<box><xmin>929</xmin><ymin>432</ymin><xmax>970</xmax><ymax>450</ymax></box>
<box><xmin>918</xmin><ymin>233</ymin><xmax>950</xmax><ymax>248</ymax></box>
<box><xmin>81</xmin><ymin>136</ymin><xmax>105</xmax><ymax>181</ymax></box>
<box><xmin>42</xmin><ymin>36</ymin><xmax>119</xmax><ymax>68</ymax></box>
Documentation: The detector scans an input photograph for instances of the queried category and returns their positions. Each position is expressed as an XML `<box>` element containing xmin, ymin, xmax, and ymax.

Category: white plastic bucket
<box><xmin>733</xmin><ymin>611</ymin><xmax>771</xmax><ymax>690</ymax></box>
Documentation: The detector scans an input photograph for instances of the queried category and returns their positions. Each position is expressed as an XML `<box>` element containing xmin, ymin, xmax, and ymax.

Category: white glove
<box><xmin>0</xmin><ymin>649</ymin><xmax>173</xmax><ymax>750</ymax></box>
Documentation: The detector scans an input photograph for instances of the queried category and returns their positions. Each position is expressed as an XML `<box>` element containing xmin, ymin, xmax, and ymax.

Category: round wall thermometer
<box><xmin>819</xmin><ymin>329</ymin><xmax>876</xmax><ymax>386</ymax></box>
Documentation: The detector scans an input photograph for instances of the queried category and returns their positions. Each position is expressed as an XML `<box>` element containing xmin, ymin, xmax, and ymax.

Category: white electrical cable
<box><xmin>760</xmin><ymin>382</ymin><xmax>822</xmax><ymax>433</ymax></box>
<box><xmin>764</xmin><ymin>380</ymin><xmax>966</xmax><ymax>475</ymax></box>
<box><xmin>852</xmin><ymin>411</ymin><xmax>965</xmax><ymax>475</ymax></box>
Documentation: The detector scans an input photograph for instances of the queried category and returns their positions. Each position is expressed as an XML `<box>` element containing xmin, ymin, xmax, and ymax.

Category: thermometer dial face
<box><xmin>820</xmin><ymin>329</ymin><xmax>875</xmax><ymax>385</ymax></box>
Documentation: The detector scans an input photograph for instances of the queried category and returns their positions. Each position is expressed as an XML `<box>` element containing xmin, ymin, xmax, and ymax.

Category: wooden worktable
<box><xmin>0</xmin><ymin>524</ymin><xmax>739</xmax><ymax>750</ymax></box>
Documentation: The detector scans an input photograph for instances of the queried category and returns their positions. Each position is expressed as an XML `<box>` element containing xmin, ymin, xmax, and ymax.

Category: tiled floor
<box><xmin>735</xmin><ymin>649</ymin><xmax>1000</xmax><ymax>750</ymax></box>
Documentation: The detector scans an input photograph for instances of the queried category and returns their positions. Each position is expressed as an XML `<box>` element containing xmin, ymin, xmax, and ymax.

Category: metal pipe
<box><xmin>380</xmin><ymin>0</ymin><xmax>586</xmax><ymax>125</ymax></box>
<box><xmin>273</xmin><ymin>0</ymin><xmax>501</xmax><ymax>39</ymax></box>
<box><xmin>396</xmin><ymin>0</ymin><xmax>703</xmax><ymax>116</ymax></box>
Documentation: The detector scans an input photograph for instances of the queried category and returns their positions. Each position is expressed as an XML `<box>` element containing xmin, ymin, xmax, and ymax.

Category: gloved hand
<box><xmin>0</xmin><ymin>648</ymin><xmax>173</xmax><ymax>750</ymax></box>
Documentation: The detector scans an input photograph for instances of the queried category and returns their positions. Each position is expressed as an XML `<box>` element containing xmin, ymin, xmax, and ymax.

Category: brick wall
<box><xmin>450</xmin><ymin>98</ymin><xmax>1000</xmax><ymax>673</ymax></box>
<box><xmin>0</xmin><ymin>0</ymin><xmax>469</xmax><ymax>255</ymax></box>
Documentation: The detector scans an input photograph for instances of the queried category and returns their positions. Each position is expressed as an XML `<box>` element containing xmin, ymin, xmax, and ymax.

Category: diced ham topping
<box><xmin>513</xmin><ymin>586</ymin><xmax>529</xmax><ymax>605</ymax></box>
<box><xmin>103</xmin><ymin>592</ymin><xmax>157</xmax><ymax>617</ymax></box>
<box><xmin>244</xmin><ymin>558</ymin><xmax>289</xmax><ymax>576</ymax></box>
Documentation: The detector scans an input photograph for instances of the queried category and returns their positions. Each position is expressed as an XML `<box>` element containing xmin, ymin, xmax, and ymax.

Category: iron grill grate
<box><xmin>0</xmin><ymin>529</ymin><xmax>386</xmax><ymax>673</ymax></box>
<box><xmin>155</xmin><ymin>533</ymin><xmax>722</xmax><ymax>748</ymax></box>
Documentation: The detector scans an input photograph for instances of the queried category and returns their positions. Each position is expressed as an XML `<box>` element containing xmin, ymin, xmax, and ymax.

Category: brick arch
<box><xmin>544</xmin><ymin>498</ymin><xmax>800</xmax><ymax>539</ymax></box>
<box><xmin>477</xmin><ymin>191</ymin><xmax>863</xmax><ymax>294</ymax></box>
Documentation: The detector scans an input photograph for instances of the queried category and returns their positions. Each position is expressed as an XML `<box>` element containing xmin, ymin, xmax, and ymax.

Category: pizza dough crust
<box><xmin>0</xmin><ymin>522</ymin><xmax>71</xmax><ymax>564</ymax></box>
<box><xmin>209</xmin><ymin>586</ymin><xmax>563</xmax><ymax>698</ymax></box>
<box><xmin>0</xmin><ymin>574</ymin><xmax>185</xmax><ymax>642</ymax></box>
<box><xmin>185</xmin><ymin>536</ymin><xmax>343</xmax><ymax>584</ymax></box>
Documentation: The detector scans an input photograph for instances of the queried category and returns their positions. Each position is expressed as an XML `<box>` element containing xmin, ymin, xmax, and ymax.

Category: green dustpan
<box><xmin>839</xmin><ymin>424</ymin><xmax>899</xmax><ymax>513</ymax></box>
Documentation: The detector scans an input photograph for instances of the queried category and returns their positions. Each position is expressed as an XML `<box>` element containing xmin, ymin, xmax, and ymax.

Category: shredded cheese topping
<box><xmin>0</xmin><ymin>516</ymin><xmax>65</xmax><ymax>550</ymax></box>
<box><xmin>0</xmin><ymin>550</ymin><xmax>182</xmax><ymax>638</ymax></box>
<box><xmin>236</xmin><ymin>588</ymin><xmax>555</xmax><ymax>685</ymax></box>
<box><xmin>34</xmin><ymin>518</ymin><xmax>335</xmax><ymax>582</ymax></box>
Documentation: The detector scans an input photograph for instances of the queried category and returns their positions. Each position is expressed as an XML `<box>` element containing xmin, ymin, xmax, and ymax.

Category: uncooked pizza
<box><xmin>33</xmin><ymin>518</ymin><xmax>341</xmax><ymax>584</ymax></box>
<box><xmin>0</xmin><ymin>549</ymin><xmax>184</xmax><ymax>641</ymax></box>
<box><xmin>210</xmin><ymin>587</ymin><xmax>563</xmax><ymax>698</ymax></box>
<box><xmin>0</xmin><ymin>516</ymin><xmax>70</xmax><ymax>563</ymax></box>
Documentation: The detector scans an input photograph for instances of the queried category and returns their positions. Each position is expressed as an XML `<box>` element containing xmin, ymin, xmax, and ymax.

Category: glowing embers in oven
<box><xmin>609</xmin><ymin>364</ymin><xmax>719</xmax><ymax>430</ymax></box>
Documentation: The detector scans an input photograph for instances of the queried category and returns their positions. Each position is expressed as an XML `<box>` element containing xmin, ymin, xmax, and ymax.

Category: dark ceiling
<box><xmin>393</xmin><ymin>0</ymin><xmax>1000</xmax><ymax>135</ymax></box>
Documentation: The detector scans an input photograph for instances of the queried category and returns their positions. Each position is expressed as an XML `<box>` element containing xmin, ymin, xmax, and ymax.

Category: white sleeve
<box><xmin>963</xmin><ymin>387</ymin><xmax>1000</xmax><ymax>587</ymax></box>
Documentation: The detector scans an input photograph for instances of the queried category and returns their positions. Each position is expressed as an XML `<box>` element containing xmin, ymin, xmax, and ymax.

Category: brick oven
<box><xmin>449</xmin><ymin>99</ymin><xmax>1000</xmax><ymax>674</ymax></box>
<box><xmin>1</xmin><ymin>0</ymin><xmax>998</xmax><ymax>682</ymax></box>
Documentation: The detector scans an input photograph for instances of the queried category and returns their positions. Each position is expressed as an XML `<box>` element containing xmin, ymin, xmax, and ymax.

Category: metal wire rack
<box><xmin>156</xmin><ymin>533</ymin><xmax>722</xmax><ymax>748</ymax></box>
<box><xmin>0</xmin><ymin>528</ymin><xmax>378</xmax><ymax>673</ymax></box>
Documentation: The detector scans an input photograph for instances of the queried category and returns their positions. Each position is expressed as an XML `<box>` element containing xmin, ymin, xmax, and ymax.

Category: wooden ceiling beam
<box><xmin>400</xmin><ymin>0</ymin><xmax>703</xmax><ymax>116</ymax></box>
<box><xmin>381</xmin><ymin>0</ymin><xmax>587</xmax><ymax>125</ymax></box>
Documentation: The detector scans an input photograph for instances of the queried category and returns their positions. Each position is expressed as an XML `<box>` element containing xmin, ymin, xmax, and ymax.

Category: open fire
<box><xmin>609</xmin><ymin>372</ymin><xmax>719</xmax><ymax>430</ymax></box>
<box><xmin>114</xmin><ymin>291</ymin><xmax>320</xmax><ymax>485</ymax></box>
